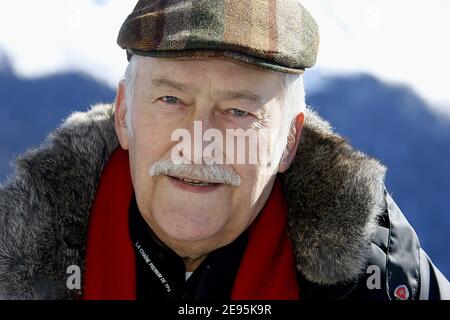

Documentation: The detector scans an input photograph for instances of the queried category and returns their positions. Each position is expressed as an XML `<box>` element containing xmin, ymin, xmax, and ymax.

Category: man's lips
<box><xmin>168</xmin><ymin>174</ymin><xmax>218</xmax><ymax>186</ymax></box>
<box><xmin>166</xmin><ymin>175</ymin><xmax>223</xmax><ymax>193</ymax></box>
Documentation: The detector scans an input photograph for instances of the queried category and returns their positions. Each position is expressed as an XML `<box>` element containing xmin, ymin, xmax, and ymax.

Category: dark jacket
<box><xmin>0</xmin><ymin>103</ymin><xmax>449</xmax><ymax>300</ymax></box>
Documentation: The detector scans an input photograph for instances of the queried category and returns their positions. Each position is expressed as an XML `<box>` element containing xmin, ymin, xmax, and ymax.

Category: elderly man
<box><xmin>0</xmin><ymin>0</ymin><xmax>449</xmax><ymax>300</ymax></box>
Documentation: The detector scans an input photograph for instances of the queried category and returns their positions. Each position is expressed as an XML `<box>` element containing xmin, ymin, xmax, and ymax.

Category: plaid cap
<box><xmin>117</xmin><ymin>0</ymin><xmax>319</xmax><ymax>74</ymax></box>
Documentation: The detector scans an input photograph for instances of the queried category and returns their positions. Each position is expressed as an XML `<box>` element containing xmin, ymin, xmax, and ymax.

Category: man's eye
<box><xmin>160</xmin><ymin>96</ymin><xmax>181</xmax><ymax>104</ymax></box>
<box><xmin>230</xmin><ymin>108</ymin><xmax>249</xmax><ymax>117</ymax></box>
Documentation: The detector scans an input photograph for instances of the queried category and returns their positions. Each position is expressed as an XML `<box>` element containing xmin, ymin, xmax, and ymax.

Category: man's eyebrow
<box><xmin>151</xmin><ymin>76</ymin><xmax>199</xmax><ymax>94</ymax></box>
<box><xmin>216</xmin><ymin>89</ymin><xmax>262</xmax><ymax>104</ymax></box>
<box><xmin>151</xmin><ymin>76</ymin><xmax>263</xmax><ymax>104</ymax></box>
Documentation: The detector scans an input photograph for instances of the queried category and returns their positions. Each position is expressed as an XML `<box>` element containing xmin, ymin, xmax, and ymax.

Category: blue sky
<box><xmin>1</xmin><ymin>0</ymin><xmax>449</xmax><ymax>115</ymax></box>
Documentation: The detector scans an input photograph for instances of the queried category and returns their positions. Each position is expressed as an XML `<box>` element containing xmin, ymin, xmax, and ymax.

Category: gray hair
<box><xmin>122</xmin><ymin>55</ymin><xmax>306</xmax><ymax>165</ymax></box>
<box><xmin>123</xmin><ymin>55</ymin><xmax>139</xmax><ymax>137</ymax></box>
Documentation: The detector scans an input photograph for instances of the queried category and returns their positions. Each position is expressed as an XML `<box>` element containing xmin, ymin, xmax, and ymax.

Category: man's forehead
<box><xmin>136</xmin><ymin>57</ymin><xmax>284</xmax><ymax>100</ymax></box>
<box><xmin>139</xmin><ymin>56</ymin><xmax>282</xmax><ymax>78</ymax></box>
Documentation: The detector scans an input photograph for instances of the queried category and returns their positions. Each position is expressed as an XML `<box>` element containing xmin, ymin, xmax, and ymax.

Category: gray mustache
<box><xmin>148</xmin><ymin>159</ymin><xmax>241</xmax><ymax>187</ymax></box>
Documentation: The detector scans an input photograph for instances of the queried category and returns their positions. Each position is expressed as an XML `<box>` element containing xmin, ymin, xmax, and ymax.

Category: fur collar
<box><xmin>0</xmin><ymin>103</ymin><xmax>386</xmax><ymax>299</ymax></box>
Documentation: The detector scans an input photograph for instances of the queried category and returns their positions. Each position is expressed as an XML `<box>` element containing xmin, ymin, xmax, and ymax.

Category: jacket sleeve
<box><xmin>418</xmin><ymin>248</ymin><xmax>450</xmax><ymax>299</ymax></box>
<box><xmin>383</xmin><ymin>190</ymin><xmax>450</xmax><ymax>300</ymax></box>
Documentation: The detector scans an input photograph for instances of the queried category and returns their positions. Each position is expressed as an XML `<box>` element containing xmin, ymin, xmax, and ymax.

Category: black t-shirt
<box><xmin>128</xmin><ymin>194</ymin><xmax>249</xmax><ymax>301</ymax></box>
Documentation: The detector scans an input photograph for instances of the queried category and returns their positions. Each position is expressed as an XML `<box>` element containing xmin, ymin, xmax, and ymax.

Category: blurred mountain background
<box><xmin>1</xmin><ymin>53</ymin><xmax>449</xmax><ymax>279</ymax></box>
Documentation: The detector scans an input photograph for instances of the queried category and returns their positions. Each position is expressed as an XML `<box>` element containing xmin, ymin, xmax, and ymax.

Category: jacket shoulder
<box><xmin>0</xmin><ymin>103</ymin><xmax>118</xmax><ymax>299</ymax></box>
<box><xmin>298</xmin><ymin>188</ymin><xmax>450</xmax><ymax>300</ymax></box>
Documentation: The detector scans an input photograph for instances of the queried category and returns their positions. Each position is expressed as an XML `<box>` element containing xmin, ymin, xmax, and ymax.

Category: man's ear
<box><xmin>278</xmin><ymin>112</ymin><xmax>305</xmax><ymax>173</ymax></box>
<box><xmin>114</xmin><ymin>81</ymin><xmax>130</xmax><ymax>150</ymax></box>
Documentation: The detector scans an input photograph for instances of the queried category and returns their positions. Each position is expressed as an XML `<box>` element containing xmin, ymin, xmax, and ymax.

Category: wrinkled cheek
<box><xmin>129</xmin><ymin>124</ymin><xmax>174</xmax><ymax>182</ymax></box>
<box><xmin>127</xmin><ymin>142</ymin><xmax>161</xmax><ymax>220</ymax></box>
<box><xmin>238</xmin><ymin>167</ymin><xmax>275</xmax><ymax>213</ymax></box>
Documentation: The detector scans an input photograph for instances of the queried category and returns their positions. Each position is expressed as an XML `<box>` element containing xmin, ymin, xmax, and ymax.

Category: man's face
<box><xmin>116</xmin><ymin>56</ymin><xmax>289</xmax><ymax>255</ymax></box>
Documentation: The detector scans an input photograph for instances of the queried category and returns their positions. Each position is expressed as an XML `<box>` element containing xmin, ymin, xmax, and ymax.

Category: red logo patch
<box><xmin>394</xmin><ymin>285</ymin><xmax>409</xmax><ymax>300</ymax></box>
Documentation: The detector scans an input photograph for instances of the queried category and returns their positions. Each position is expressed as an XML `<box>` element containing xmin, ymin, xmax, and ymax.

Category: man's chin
<box><xmin>167</xmin><ymin>232</ymin><xmax>213</xmax><ymax>243</ymax></box>
<box><xmin>161</xmin><ymin>226</ymin><xmax>220</xmax><ymax>243</ymax></box>
<box><xmin>154</xmin><ymin>213</ymin><xmax>225</xmax><ymax>243</ymax></box>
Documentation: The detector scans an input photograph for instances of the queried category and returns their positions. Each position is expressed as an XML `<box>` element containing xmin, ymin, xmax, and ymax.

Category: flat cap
<box><xmin>117</xmin><ymin>0</ymin><xmax>319</xmax><ymax>74</ymax></box>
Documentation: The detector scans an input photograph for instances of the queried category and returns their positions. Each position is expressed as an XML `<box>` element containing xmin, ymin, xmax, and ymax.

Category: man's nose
<box><xmin>184</xmin><ymin>116</ymin><xmax>222</xmax><ymax>165</ymax></box>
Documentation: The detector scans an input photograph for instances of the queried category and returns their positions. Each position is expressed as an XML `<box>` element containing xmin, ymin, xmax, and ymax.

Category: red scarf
<box><xmin>83</xmin><ymin>147</ymin><xmax>299</xmax><ymax>300</ymax></box>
